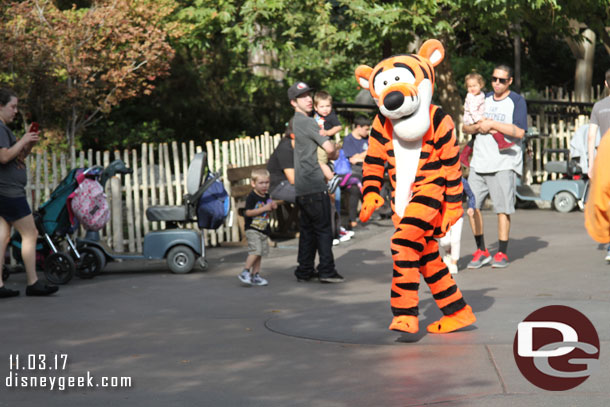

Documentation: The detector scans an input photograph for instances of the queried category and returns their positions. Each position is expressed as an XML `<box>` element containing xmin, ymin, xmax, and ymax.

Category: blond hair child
<box><xmin>313</xmin><ymin>91</ymin><xmax>342</xmax><ymax>191</ymax></box>
<box><xmin>238</xmin><ymin>169</ymin><xmax>277</xmax><ymax>286</ymax></box>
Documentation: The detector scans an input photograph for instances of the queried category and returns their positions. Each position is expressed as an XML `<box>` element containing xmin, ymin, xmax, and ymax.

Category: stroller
<box><xmin>5</xmin><ymin>162</ymin><xmax>131</xmax><ymax>285</ymax></box>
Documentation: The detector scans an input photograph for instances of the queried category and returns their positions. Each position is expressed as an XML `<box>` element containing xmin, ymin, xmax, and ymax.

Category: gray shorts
<box><xmin>246</xmin><ymin>229</ymin><xmax>269</xmax><ymax>256</ymax></box>
<box><xmin>468</xmin><ymin>170</ymin><xmax>516</xmax><ymax>214</ymax></box>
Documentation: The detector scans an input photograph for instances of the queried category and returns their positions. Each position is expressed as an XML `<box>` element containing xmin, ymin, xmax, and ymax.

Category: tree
<box><xmin>67</xmin><ymin>0</ymin><xmax>609</xmax><ymax>147</ymax></box>
<box><xmin>0</xmin><ymin>0</ymin><xmax>178</xmax><ymax>148</ymax></box>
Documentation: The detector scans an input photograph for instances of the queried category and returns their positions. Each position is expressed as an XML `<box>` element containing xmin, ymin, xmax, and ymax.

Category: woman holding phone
<box><xmin>0</xmin><ymin>88</ymin><xmax>58</xmax><ymax>297</ymax></box>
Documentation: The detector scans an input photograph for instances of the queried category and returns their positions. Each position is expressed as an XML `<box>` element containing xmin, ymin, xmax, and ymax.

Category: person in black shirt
<box><xmin>267</xmin><ymin>120</ymin><xmax>295</xmax><ymax>203</ymax></box>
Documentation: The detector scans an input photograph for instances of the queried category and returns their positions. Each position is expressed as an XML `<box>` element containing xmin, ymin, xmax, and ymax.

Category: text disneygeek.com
<box><xmin>4</xmin><ymin>354</ymin><xmax>132</xmax><ymax>391</ymax></box>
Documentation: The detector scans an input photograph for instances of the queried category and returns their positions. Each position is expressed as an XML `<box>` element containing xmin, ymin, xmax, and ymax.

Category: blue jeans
<box><xmin>295</xmin><ymin>191</ymin><xmax>336</xmax><ymax>279</ymax></box>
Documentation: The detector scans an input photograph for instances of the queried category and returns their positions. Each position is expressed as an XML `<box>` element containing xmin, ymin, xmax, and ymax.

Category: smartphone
<box><xmin>29</xmin><ymin>122</ymin><xmax>39</xmax><ymax>133</ymax></box>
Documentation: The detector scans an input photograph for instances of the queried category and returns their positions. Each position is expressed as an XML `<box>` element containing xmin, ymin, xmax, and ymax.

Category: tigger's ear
<box><xmin>355</xmin><ymin>65</ymin><xmax>374</xmax><ymax>90</ymax></box>
<box><xmin>418</xmin><ymin>39</ymin><xmax>444</xmax><ymax>67</ymax></box>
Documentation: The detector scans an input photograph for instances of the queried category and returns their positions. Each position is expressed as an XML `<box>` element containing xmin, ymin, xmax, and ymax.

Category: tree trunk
<box><xmin>566</xmin><ymin>22</ymin><xmax>596</xmax><ymax>102</ymax></box>
<box><xmin>382</xmin><ymin>39</ymin><xmax>392</xmax><ymax>59</ymax></box>
<box><xmin>513</xmin><ymin>22</ymin><xmax>522</xmax><ymax>93</ymax></box>
<box><xmin>434</xmin><ymin>53</ymin><xmax>463</xmax><ymax>136</ymax></box>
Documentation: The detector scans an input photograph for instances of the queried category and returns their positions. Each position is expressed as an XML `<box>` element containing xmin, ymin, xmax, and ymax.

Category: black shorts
<box><xmin>0</xmin><ymin>195</ymin><xmax>32</xmax><ymax>222</ymax></box>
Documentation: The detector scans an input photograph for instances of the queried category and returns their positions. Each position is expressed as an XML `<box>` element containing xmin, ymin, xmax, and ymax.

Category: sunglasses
<box><xmin>491</xmin><ymin>76</ymin><xmax>510</xmax><ymax>84</ymax></box>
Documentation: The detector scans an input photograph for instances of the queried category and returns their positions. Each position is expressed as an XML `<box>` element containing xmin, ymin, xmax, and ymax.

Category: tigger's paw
<box><xmin>426</xmin><ymin>305</ymin><xmax>476</xmax><ymax>334</ymax></box>
<box><xmin>389</xmin><ymin>315</ymin><xmax>419</xmax><ymax>333</ymax></box>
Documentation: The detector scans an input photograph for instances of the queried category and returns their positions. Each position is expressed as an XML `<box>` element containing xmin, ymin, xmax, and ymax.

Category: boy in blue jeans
<box><xmin>238</xmin><ymin>169</ymin><xmax>277</xmax><ymax>286</ymax></box>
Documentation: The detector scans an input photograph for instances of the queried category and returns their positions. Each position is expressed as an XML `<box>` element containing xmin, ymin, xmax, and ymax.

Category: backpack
<box><xmin>334</xmin><ymin>149</ymin><xmax>351</xmax><ymax>175</ymax></box>
<box><xmin>69</xmin><ymin>173</ymin><xmax>110</xmax><ymax>231</ymax></box>
<box><xmin>197</xmin><ymin>175</ymin><xmax>230</xmax><ymax>230</ymax></box>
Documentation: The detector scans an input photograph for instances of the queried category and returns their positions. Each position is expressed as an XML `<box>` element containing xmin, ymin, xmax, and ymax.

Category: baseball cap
<box><xmin>287</xmin><ymin>81</ymin><xmax>313</xmax><ymax>100</ymax></box>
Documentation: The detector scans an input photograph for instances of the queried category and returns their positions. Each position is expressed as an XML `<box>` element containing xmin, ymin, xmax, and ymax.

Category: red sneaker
<box><xmin>467</xmin><ymin>249</ymin><xmax>491</xmax><ymax>269</ymax></box>
<box><xmin>492</xmin><ymin>252</ymin><xmax>509</xmax><ymax>268</ymax></box>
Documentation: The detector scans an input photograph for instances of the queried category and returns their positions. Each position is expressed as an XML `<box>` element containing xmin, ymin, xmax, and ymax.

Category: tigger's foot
<box><xmin>426</xmin><ymin>305</ymin><xmax>476</xmax><ymax>334</ymax></box>
<box><xmin>389</xmin><ymin>315</ymin><xmax>419</xmax><ymax>333</ymax></box>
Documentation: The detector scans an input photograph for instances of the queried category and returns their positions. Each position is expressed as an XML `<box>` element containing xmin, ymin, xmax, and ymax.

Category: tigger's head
<box><xmin>355</xmin><ymin>39</ymin><xmax>444</xmax><ymax>142</ymax></box>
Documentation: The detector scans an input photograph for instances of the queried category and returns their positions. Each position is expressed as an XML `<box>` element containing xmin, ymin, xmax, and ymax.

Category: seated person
<box><xmin>267</xmin><ymin>120</ymin><xmax>296</xmax><ymax>203</ymax></box>
<box><xmin>341</xmin><ymin>116</ymin><xmax>371</xmax><ymax>229</ymax></box>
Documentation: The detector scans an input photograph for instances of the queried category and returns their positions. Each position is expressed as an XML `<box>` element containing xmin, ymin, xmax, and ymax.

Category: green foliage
<box><xmin>0</xmin><ymin>0</ymin><xmax>177</xmax><ymax>151</ymax></box>
<box><xmin>86</xmin><ymin>118</ymin><xmax>175</xmax><ymax>150</ymax></box>
<box><xmin>4</xmin><ymin>0</ymin><xmax>604</xmax><ymax>149</ymax></box>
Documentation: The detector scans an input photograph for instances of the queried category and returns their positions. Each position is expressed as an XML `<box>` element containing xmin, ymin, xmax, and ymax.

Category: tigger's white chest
<box><xmin>392</xmin><ymin>137</ymin><xmax>422</xmax><ymax>218</ymax></box>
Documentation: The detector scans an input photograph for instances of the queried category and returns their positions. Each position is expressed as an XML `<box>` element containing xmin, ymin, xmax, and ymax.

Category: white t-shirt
<box><xmin>470</xmin><ymin>91</ymin><xmax>528</xmax><ymax>175</ymax></box>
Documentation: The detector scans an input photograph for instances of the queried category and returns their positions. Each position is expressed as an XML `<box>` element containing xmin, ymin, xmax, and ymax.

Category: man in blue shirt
<box><xmin>341</xmin><ymin>116</ymin><xmax>371</xmax><ymax>228</ymax></box>
<box><xmin>462</xmin><ymin>65</ymin><xmax>528</xmax><ymax>269</ymax></box>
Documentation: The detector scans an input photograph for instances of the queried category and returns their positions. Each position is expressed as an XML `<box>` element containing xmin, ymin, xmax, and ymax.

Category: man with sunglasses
<box><xmin>462</xmin><ymin>65</ymin><xmax>528</xmax><ymax>269</ymax></box>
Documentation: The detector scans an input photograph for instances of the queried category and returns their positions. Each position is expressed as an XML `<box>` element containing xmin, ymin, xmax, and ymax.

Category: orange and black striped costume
<box><xmin>355</xmin><ymin>39</ymin><xmax>476</xmax><ymax>334</ymax></box>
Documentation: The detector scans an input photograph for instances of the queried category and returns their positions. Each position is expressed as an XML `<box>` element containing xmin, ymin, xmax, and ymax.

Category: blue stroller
<box><xmin>5</xmin><ymin>162</ymin><xmax>130</xmax><ymax>285</ymax></box>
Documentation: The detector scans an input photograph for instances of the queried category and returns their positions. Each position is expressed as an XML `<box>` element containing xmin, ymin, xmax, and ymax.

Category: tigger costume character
<box><xmin>355</xmin><ymin>39</ymin><xmax>476</xmax><ymax>334</ymax></box>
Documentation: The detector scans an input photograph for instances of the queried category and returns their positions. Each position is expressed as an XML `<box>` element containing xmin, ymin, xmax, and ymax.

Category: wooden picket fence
<box><xmin>22</xmin><ymin>111</ymin><xmax>594</xmax><ymax>252</ymax></box>
<box><xmin>23</xmin><ymin>133</ymin><xmax>284</xmax><ymax>253</ymax></box>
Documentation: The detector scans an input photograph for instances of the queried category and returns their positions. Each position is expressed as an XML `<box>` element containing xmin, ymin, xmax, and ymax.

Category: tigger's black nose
<box><xmin>383</xmin><ymin>91</ymin><xmax>404</xmax><ymax>111</ymax></box>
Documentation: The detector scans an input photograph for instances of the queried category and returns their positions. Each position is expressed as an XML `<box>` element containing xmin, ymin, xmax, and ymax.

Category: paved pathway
<box><xmin>1</xmin><ymin>208</ymin><xmax>609</xmax><ymax>406</ymax></box>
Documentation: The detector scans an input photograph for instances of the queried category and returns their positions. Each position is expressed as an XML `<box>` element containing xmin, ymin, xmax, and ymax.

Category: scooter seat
<box><xmin>544</xmin><ymin>160</ymin><xmax>581</xmax><ymax>176</ymax></box>
<box><xmin>544</xmin><ymin>161</ymin><xmax>568</xmax><ymax>174</ymax></box>
<box><xmin>146</xmin><ymin>205</ymin><xmax>189</xmax><ymax>222</ymax></box>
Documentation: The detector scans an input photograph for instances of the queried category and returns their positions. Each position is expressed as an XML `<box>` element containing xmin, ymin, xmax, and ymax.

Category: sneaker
<box><xmin>319</xmin><ymin>272</ymin><xmax>345</xmax><ymax>283</ymax></box>
<box><xmin>238</xmin><ymin>269</ymin><xmax>252</xmax><ymax>285</ymax></box>
<box><xmin>25</xmin><ymin>281</ymin><xmax>58</xmax><ymax>296</ymax></box>
<box><xmin>442</xmin><ymin>255</ymin><xmax>458</xmax><ymax>274</ymax></box>
<box><xmin>447</xmin><ymin>263</ymin><xmax>458</xmax><ymax>274</ymax></box>
<box><xmin>491</xmin><ymin>252</ymin><xmax>509</xmax><ymax>268</ymax></box>
<box><xmin>328</xmin><ymin>175</ymin><xmax>341</xmax><ymax>194</ymax></box>
<box><xmin>442</xmin><ymin>254</ymin><xmax>452</xmax><ymax>267</ymax></box>
<box><xmin>295</xmin><ymin>271</ymin><xmax>317</xmax><ymax>282</ymax></box>
<box><xmin>467</xmin><ymin>249</ymin><xmax>492</xmax><ymax>269</ymax></box>
<box><xmin>0</xmin><ymin>287</ymin><xmax>20</xmax><ymax>298</ymax></box>
<box><xmin>339</xmin><ymin>227</ymin><xmax>355</xmax><ymax>238</ymax></box>
<box><xmin>605</xmin><ymin>249</ymin><xmax>610</xmax><ymax>263</ymax></box>
<box><xmin>339</xmin><ymin>234</ymin><xmax>351</xmax><ymax>242</ymax></box>
<box><xmin>251</xmin><ymin>274</ymin><xmax>268</xmax><ymax>286</ymax></box>
<box><xmin>332</xmin><ymin>238</ymin><xmax>340</xmax><ymax>246</ymax></box>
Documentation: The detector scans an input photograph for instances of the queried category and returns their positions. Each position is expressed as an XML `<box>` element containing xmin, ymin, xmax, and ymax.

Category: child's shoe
<box><xmin>447</xmin><ymin>263</ymin><xmax>458</xmax><ymax>274</ymax></box>
<box><xmin>442</xmin><ymin>255</ymin><xmax>458</xmax><ymax>274</ymax></box>
<box><xmin>339</xmin><ymin>227</ymin><xmax>355</xmax><ymax>239</ymax></box>
<box><xmin>238</xmin><ymin>269</ymin><xmax>252</xmax><ymax>285</ymax></box>
<box><xmin>492</xmin><ymin>132</ymin><xmax>515</xmax><ymax>151</ymax></box>
<box><xmin>338</xmin><ymin>227</ymin><xmax>352</xmax><ymax>242</ymax></box>
<box><xmin>459</xmin><ymin>145</ymin><xmax>472</xmax><ymax>167</ymax></box>
<box><xmin>251</xmin><ymin>274</ymin><xmax>268</xmax><ymax>286</ymax></box>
